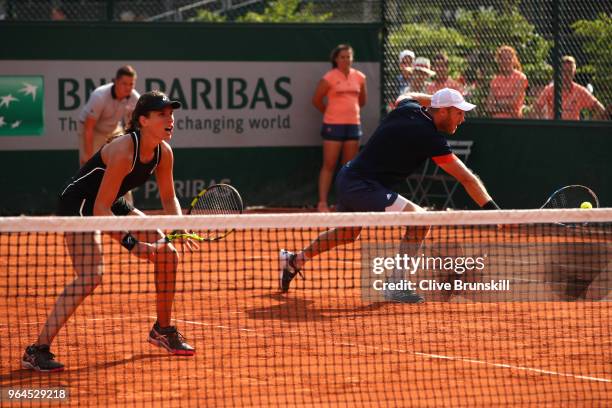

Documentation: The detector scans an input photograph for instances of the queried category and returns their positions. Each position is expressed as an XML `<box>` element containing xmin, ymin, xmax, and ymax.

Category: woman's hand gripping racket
<box><xmin>166</xmin><ymin>183</ymin><xmax>244</xmax><ymax>243</ymax></box>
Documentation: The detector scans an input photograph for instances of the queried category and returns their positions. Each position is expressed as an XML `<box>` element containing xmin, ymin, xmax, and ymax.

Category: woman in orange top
<box><xmin>312</xmin><ymin>44</ymin><xmax>367</xmax><ymax>212</ymax></box>
<box><xmin>486</xmin><ymin>45</ymin><xmax>528</xmax><ymax>118</ymax></box>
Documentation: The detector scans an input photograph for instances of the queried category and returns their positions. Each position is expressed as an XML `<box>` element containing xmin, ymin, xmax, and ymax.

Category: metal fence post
<box><xmin>552</xmin><ymin>0</ymin><xmax>562</xmax><ymax>120</ymax></box>
<box><xmin>107</xmin><ymin>0</ymin><xmax>115</xmax><ymax>21</ymax></box>
<box><xmin>380</xmin><ymin>0</ymin><xmax>388</xmax><ymax>118</ymax></box>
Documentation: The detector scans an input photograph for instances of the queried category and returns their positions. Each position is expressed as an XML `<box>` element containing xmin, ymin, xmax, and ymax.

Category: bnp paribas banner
<box><xmin>0</xmin><ymin>76</ymin><xmax>44</xmax><ymax>136</ymax></box>
<box><xmin>0</xmin><ymin>61</ymin><xmax>379</xmax><ymax>150</ymax></box>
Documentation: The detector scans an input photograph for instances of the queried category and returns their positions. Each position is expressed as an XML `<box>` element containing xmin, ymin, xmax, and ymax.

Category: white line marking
<box><xmin>162</xmin><ymin>316</ymin><xmax>611</xmax><ymax>384</ymax></box>
<box><xmin>7</xmin><ymin>314</ymin><xmax>610</xmax><ymax>384</ymax></box>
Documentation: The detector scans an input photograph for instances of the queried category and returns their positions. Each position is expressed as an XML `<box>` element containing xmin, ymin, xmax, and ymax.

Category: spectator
<box><xmin>533</xmin><ymin>56</ymin><xmax>606</xmax><ymax>120</ymax></box>
<box><xmin>78</xmin><ymin>65</ymin><xmax>140</xmax><ymax>204</ymax></box>
<box><xmin>486</xmin><ymin>45</ymin><xmax>528</xmax><ymax>118</ymax></box>
<box><xmin>120</xmin><ymin>10</ymin><xmax>136</xmax><ymax>22</ymax></box>
<box><xmin>461</xmin><ymin>50</ymin><xmax>489</xmax><ymax>113</ymax></box>
<box><xmin>409</xmin><ymin>57</ymin><xmax>435</xmax><ymax>93</ymax></box>
<box><xmin>50</xmin><ymin>6</ymin><xmax>67</xmax><ymax>21</ymax></box>
<box><xmin>426</xmin><ymin>52</ymin><xmax>464</xmax><ymax>94</ymax></box>
<box><xmin>396</xmin><ymin>49</ymin><xmax>415</xmax><ymax>95</ymax></box>
<box><xmin>312</xmin><ymin>44</ymin><xmax>367</xmax><ymax>212</ymax></box>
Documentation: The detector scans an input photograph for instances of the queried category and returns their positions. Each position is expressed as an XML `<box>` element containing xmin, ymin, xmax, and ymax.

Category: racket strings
<box><xmin>190</xmin><ymin>185</ymin><xmax>243</xmax><ymax>240</ymax></box>
<box><xmin>192</xmin><ymin>190</ymin><xmax>242</xmax><ymax>215</ymax></box>
<box><xmin>543</xmin><ymin>186</ymin><xmax>598</xmax><ymax>209</ymax></box>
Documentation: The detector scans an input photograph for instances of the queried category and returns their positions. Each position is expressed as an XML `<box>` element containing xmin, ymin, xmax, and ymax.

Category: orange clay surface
<box><xmin>0</xmin><ymin>226</ymin><xmax>610</xmax><ymax>407</ymax></box>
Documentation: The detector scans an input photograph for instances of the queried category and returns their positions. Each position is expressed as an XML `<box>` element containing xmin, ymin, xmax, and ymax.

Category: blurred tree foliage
<box><xmin>572</xmin><ymin>13</ymin><xmax>612</xmax><ymax>107</ymax></box>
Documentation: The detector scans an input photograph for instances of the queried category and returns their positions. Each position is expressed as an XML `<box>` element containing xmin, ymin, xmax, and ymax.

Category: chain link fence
<box><xmin>0</xmin><ymin>0</ymin><xmax>379</xmax><ymax>22</ymax></box>
<box><xmin>1</xmin><ymin>0</ymin><xmax>609</xmax><ymax>120</ymax></box>
<box><xmin>383</xmin><ymin>0</ymin><xmax>611</xmax><ymax>120</ymax></box>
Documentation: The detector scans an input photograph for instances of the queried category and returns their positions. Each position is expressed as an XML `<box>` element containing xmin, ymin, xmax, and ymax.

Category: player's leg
<box><xmin>116</xmin><ymin>207</ymin><xmax>194</xmax><ymax>355</ymax></box>
<box><xmin>23</xmin><ymin>230</ymin><xmax>103</xmax><ymax>372</ymax></box>
<box><xmin>383</xmin><ymin>195</ymin><xmax>429</xmax><ymax>303</ymax></box>
<box><xmin>280</xmin><ymin>226</ymin><xmax>362</xmax><ymax>293</ymax></box>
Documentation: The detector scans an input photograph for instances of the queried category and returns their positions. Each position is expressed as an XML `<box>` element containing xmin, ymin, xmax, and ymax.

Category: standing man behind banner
<box><xmin>78</xmin><ymin>65</ymin><xmax>140</xmax><ymax>203</ymax></box>
<box><xmin>78</xmin><ymin>65</ymin><xmax>139</xmax><ymax>166</ymax></box>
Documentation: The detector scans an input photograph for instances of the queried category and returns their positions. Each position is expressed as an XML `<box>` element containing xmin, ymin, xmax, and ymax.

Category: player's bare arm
<box><xmin>92</xmin><ymin>138</ymin><xmax>133</xmax><ymax>216</ymax></box>
<box><xmin>437</xmin><ymin>155</ymin><xmax>492</xmax><ymax>206</ymax></box>
<box><xmin>401</xmin><ymin>92</ymin><xmax>432</xmax><ymax>107</ymax></box>
<box><xmin>155</xmin><ymin>142</ymin><xmax>182</xmax><ymax>216</ymax></box>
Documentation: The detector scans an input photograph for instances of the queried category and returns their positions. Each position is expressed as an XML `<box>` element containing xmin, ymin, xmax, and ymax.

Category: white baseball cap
<box><xmin>431</xmin><ymin>88</ymin><xmax>476</xmax><ymax>111</ymax></box>
<box><xmin>413</xmin><ymin>57</ymin><xmax>435</xmax><ymax>76</ymax></box>
<box><xmin>399</xmin><ymin>50</ymin><xmax>415</xmax><ymax>64</ymax></box>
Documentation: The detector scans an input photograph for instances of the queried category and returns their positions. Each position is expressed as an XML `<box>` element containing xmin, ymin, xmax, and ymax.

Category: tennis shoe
<box><xmin>279</xmin><ymin>249</ymin><xmax>304</xmax><ymax>293</ymax></box>
<box><xmin>384</xmin><ymin>289</ymin><xmax>425</xmax><ymax>304</ymax></box>
<box><xmin>148</xmin><ymin>322</ymin><xmax>195</xmax><ymax>356</ymax></box>
<box><xmin>21</xmin><ymin>344</ymin><xmax>65</xmax><ymax>372</ymax></box>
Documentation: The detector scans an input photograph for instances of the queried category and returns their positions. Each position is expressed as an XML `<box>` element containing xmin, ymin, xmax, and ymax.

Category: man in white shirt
<box><xmin>78</xmin><ymin>65</ymin><xmax>140</xmax><ymax>166</ymax></box>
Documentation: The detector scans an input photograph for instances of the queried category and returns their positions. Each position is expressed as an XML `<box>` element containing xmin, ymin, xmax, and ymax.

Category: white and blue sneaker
<box><xmin>279</xmin><ymin>249</ymin><xmax>304</xmax><ymax>293</ymax></box>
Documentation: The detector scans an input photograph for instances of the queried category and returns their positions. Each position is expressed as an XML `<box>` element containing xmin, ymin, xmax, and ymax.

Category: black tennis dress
<box><xmin>58</xmin><ymin>131</ymin><xmax>161</xmax><ymax>216</ymax></box>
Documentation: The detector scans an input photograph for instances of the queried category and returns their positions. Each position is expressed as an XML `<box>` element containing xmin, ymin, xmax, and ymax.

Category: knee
<box><xmin>155</xmin><ymin>245</ymin><xmax>179</xmax><ymax>269</ymax></box>
<box><xmin>77</xmin><ymin>271</ymin><xmax>103</xmax><ymax>294</ymax></box>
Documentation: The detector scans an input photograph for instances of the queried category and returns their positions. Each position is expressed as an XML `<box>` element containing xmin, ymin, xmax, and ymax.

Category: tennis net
<box><xmin>1</xmin><ymin>209</ymin><xmax>611</xmax><ymax>406</ymax></box>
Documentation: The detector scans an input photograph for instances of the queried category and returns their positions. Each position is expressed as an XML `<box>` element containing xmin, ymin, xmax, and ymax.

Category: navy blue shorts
<box><xmin>335</xmin><ymin>164</ymin><xmax>398</xmax><ymax>212</ymax></box>
<box><xmin>57</xmin><ymin>193</ymin><xmax>134</xmax><ymax>216</ymax></box>
<box><xmin>321</xmin><ymin>124</ymin><xmax>363</xmax><ymax>141</ymax></box>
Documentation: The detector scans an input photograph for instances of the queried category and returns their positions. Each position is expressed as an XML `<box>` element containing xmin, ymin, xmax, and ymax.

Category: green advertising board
<box><xmin>0</xmin><ymin>22</ymin><xmax>381</xmax><ymax>214</ymax></box>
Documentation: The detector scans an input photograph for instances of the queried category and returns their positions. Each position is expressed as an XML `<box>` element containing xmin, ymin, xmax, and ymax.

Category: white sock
<box><xmin>294</xmin><ymin>252</ymin><xmax>308</xmax><ymax>269</ymax></box>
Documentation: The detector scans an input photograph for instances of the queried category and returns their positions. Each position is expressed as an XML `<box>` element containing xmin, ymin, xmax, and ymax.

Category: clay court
<box><xmin>1</xmin><ymin>225</ymin><xmax>611</xmax><ymax>406</ymax></box>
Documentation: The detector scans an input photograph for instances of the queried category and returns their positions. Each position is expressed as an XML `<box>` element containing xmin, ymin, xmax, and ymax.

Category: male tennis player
<box><xmin>22</xmin><ymin>91</ymin><xmax>195</xmax><ymax>372</ymax></box>
<box><xmin>280</xmin><ymin>88</ymin><xmax>500</xmax><ymax>302</ymax></box>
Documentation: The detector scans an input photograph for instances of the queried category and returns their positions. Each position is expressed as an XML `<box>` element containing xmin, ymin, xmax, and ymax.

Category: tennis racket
<box><xmin>166</xmin><ymin>183</ymin><xmax>244</xmax><ymax>242</ymax></box>
<box><xmin>540</xmin><ymin>185</ymin><xmax>599</xmax><ymax>209</ymax></box>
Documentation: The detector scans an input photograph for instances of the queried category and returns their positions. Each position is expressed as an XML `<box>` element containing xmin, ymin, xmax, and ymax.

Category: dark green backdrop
<box><xmin>2</xmin><ymin>117</ymin><xmax>610</xmax><ymax>214</ymax></box>
<box><xmin>0</xmin><ymin>22</ymin><xmax>610</xmax><ymax>214</ymax></box>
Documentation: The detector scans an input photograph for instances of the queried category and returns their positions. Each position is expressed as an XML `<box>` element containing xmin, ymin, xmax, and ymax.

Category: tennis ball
<box><xmin>580</xmin><ymin>201</ymin><xmax>593</xmax><ymax>209</ymax></box>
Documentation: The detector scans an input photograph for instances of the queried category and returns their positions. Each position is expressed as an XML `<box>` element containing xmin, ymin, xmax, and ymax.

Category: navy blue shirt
<box><xmin>349</xmin><ymin>99</ymin><xmax>452</xmax><ymax>188</ymax></box>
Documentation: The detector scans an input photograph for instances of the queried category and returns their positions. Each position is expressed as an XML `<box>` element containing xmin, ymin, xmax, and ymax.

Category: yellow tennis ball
<box><xmin>580</xmin><ymin>201</ymin><xmax>593</xmax><ymax>209</ymax></box>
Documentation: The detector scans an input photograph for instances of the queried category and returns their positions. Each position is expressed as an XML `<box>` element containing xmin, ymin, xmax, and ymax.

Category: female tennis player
<box><xmin>22</xmin><ymin>91</ymin><xmax>195</xmax><ymax>372</ymax></box>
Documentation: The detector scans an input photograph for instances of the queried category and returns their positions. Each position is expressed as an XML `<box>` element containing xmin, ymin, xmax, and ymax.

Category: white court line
<box><xmin>0</xmin><ymin>315</ymin><xmax>151</xmax><ymax>327</ymax></box>
<box><xmin>6</xmin><ymin>314</ymin><xmax>610</xmax><ymax>384</ymax></box>
<box><xmin>163</xmin><ymin>316</ymin><xmax>611</xmax><ymax>384</ymax></box>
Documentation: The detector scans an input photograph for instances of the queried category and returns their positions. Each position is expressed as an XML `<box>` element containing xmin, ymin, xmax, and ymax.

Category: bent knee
<box><xmin>155</xmin><ymin>244</ymin><xmax>179</xmax><ymax>268</ymax></box>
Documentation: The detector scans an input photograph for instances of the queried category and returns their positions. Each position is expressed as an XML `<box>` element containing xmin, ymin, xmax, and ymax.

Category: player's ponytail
<box><xmin>126</xmin><ymin>105</ymin><xmax>145</xmax><ymax>133</ymax></box>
